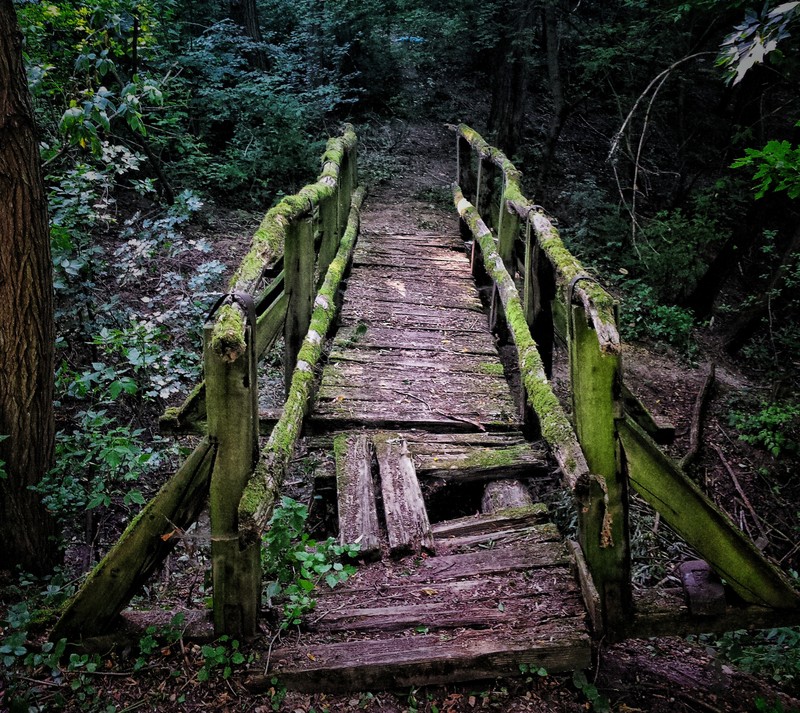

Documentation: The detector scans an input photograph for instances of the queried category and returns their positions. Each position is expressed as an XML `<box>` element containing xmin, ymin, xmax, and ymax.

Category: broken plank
<box><xmin>373</xmin><ymin>433</ymin><xmax>434</xmax><ymax>556</ymax></box>
<box><xmin>334</xmin><ymin>434</ymin><xmax>380</xmax><ymax>561</ymax></box>
<box><xmin>431</xmin><ymin>506</ymin><xmax>550</xmax><ymax>538</ymax></box>
<box><xmin>482</xmin><ymin>480</ymin><xmax>534</xmax><ymax>513</ymax></box>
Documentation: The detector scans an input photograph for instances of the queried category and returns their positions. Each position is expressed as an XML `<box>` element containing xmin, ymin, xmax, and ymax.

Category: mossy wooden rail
<box><xmin>453</xmin><ymin>124</ymin><xmax>799</xmax><ymax>639</ymax></box>
<box><xmin>160</xmin><ymin>124</ymin><xmax>357</xmax><ymax>434</ymax></box>
<box><xmin>52</xmin><ymin>127</ymin><xmax>362</xmax><ymax>641</ymax></box>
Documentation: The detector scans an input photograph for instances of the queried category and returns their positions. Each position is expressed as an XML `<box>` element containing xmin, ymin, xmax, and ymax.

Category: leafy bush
<box><xmin>261</xmin><ymin>497</ymin><xmax>359</xmax><ymax>629</ymax></box>
<box><xmin>729</xmin><ymin>402</ymin><xmax>800</xmax><ymax>457</ymax></box>
<box><xmin>712</xmin><ymin>627</ymin><xmax>800</xmax><ymax>686</ymax></box>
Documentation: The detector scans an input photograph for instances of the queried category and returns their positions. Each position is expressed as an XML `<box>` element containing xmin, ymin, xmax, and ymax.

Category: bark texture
<box><xmin>230</xmin><ymin>0</ymin><xmax>268</xmax><ymax>70</ymax></box>
<box><xmin>0</xmin><ymin>0</ymin><xmax>59</xmax><ymax>573</ymax></box>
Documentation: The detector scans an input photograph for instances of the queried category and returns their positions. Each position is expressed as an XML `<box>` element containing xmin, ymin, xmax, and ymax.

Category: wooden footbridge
<box><xmin>52</xmin><ymin>124</ymin><xmax>800</xmax><ymax>691</ymax></box>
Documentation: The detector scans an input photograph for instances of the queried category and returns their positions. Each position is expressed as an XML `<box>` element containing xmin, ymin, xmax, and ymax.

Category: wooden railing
<box><xmin>452</xmin><ymin>124</ymin><xmax>799</xmax><ymax>639</ymax></box>
<box><xmin>54</xmin><ymin>126</ymin><xmax>363</xmax><ymax>640</ymax></box>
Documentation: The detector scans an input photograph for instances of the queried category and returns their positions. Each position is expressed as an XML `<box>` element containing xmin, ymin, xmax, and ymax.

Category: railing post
<box><xmin>284</xmin><ymin>217</ymin><xmax>315</xmax><ymax>393</ymax></box>
<box><xmin>568</xmin><ymin>301</ymin><xmax>631</xmax><ymax>640</ymax></box>
<box><xmin>497</xmin><ymin>188</ymin><xmax>519</xmax><ymax>277</ymax></box>
<box><xmin>317</xmin><ymin>194</ymin><xmax>340</xmax><ymax>289</ymax></box>
<box><xmin>457</xmin><ymin>135</ymin><xmax>474</xmax><ymax>201</ymax></box>
<box><xmin>205</xmin><ymin>296</ymin><xmax>261</xmax><ymax>637</ymax></box>
<box><xmin>337</xmin><ymin>152</ymin><xmax>354</xmax><ymax>237</ymax></box>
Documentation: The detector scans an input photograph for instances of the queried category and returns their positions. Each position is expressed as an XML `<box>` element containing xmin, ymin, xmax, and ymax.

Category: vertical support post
<box><xmin>337</xmin><ymin>152</ymin><xmax>354</xmax><ymax>237</ymax></box>
<box><xmin>457</xmin><ymin>135</ymin><xmax>474</xmax><ymax>201</ymax></box>
<box><xmin>496</xmin><ymin>188</ymin><xmax>519</xmax><ymax>277</ymax></box>
<box><xmin>531</xmin><ymin>242</ymin><xmax>555</xmax><ymax>377</ymax></box>
<box><xmin>317</xmin><ymin>194</ymin><xmax>339</xmax><ymax>289</ymax></box>
<box><xmin>522</xmin><ymin>217</ymin><xmax>535</xmax><ymax>328</ymax></box>
<box><xmin>205</xmin><ymin>299</ymin><xmax>260</xmax><ymax>637</ymax></box>
<box><xmin>284</xmin><ymin>217</ymin><xmax>315</xmax><ymax>393</ymax></box>
<box><xmin>569</xmin><ymin>303</ymin><xmax>630</xmax><ymax>640</ymax></box>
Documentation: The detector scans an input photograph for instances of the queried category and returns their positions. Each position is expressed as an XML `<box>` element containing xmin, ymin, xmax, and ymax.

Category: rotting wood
<box><xmin>568</xmin><ymin>540</ymin><xmax>603</xmax><ymax>636</ymax></box>
<box><xmin>208</xmin><ymin>125</ymin><xmax>356</xmax><ymax>362</ymax></box>
<box><xmin>251</xmin><ymin>623</ymin><xmax>590</xmax><ymax>692</ymax></box>
<box><xmin>237</xmin><ymin>187</ymin><xmax>366</xmax><ymax>546</ymax></box>
<box><xmin>334</xmin><ymin>434</ymin><xmax>380</xmax><ymax>561</ymax></box>
<box><xmin>419</xmin><ymin>541</ymin><xmax>569</xmax><ymax>580</ymax></box>
<box><xmin>204</xmin><ymin>294</ymin><xmax>260</xmax><ymax>636</ymax></box>
<box><xmin>481</xmin><ymin>480</ymin><xmax>533</xmax><ymax>513</ymax></box>
<box><xmin>373</xmin><ymin>433</ymin><xmax>434</xmax><ymax>556</ymax></box>
<box><xmin>622</xmin><ymin>383</ymin><xmax>676</xmax><ymax>446</ymax></box>
<box><xmin>431</xmin><ymin>505</ymin><xmax>549</xmax><ymax>540</ymax></box>
<box><xmin>619</xmin><ymin>416</ymin><xmax>800</xmax><ymax>609</ymax></box>
<box><xmin>452</xmin><ymin>186</ymin><xmax>594</xmax><ymax>493</ymax></box>
<box><xmin>451</xmin><ymin>123</ymin><xmax>619</xmax><ymax>353</ymax></box>
<box><xmin>52</xmin><ymin>440</ymin><xmax>216</xmax><ymax>641</ymax></box>
<box><xmin>284</xmin><ymin>216</ymin><xmax>315</xmax><ymax>393</ymax></box>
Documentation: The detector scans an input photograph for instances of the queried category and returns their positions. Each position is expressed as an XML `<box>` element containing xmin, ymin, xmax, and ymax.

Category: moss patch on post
<box><xmin>211</xmin><ymin>303</ymin><xmax>247</xmax><ymax>363</ymax></box>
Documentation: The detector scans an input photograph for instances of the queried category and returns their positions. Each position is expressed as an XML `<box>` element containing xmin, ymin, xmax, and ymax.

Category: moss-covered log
<box><xmin>51</xmin><ymin>440</ymin><xmax>216</xmax><ymax>641</ymax></box>
<box><xmin>238</xmin><ymin>186</ymin><xmax>366</xmax><ymax>545</ymax></box>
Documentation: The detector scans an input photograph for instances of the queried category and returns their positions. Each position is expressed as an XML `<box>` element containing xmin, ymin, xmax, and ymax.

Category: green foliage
<box><xmin>729</xmin><ymin>401</ymin><xmax>800</xmax><ymax>457</ymax></box>
<box><xmin>710</xmin><ymin>627</ymin><xmax>800</xmax><ymax>685</ymax></box>
<box><xmin>718</xmin><ymin>2</ymin><xmax>800</xmax><ymax>84</ymax></box>
<box><xmin>197</xmin><ymin>635</ymin><xmax>249</xmax><ymax>681</ymax></box>
<box><xmin>572</xmin><ymin>669</ymin><xmax>610</xmax><ymax>712</ymax></box>
<box><xmin>261</xmin><ymin>497</ymin><xmax>359</xmax><ymax>629</ymax></box>
<box><xmin>617</xmin><ymin>278</ymin><xmax>697</xmax><ymax>357</ymax></box>
<box><xmin>134</xmin><ymin>613</ymin><xmax>186</xmax><ymax>671</ymax></box>
<box><xmin>732</xmin><ymin>128</ymin><xmax>800</xmax><ymax>200</ymax></box>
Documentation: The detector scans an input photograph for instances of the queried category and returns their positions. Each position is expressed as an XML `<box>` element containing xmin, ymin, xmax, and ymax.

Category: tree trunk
<box><xmin>487</xmin><ymin>2</ymin><xmax>536</xmax><ymax>157</ymax></box>
<box><xmin>229</xmin><ymin>0</ymin><xmax>268</xmax><ymax>70</ymax></box>
<box><xmin>536</xmin><ymin>1</ymin><xmax>569</xmax><ymax>191</ymax></box>
<box><xmin>0</xmin><ymin>0</ymin><xmax>59</xmax><ymax>573</ymax></box>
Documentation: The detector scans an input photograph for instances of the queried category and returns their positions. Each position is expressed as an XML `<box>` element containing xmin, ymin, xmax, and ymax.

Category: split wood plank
<box><xmin>431</xmin><ymin>506</ymin><xmax>550</xmax><ymax>539</ymax></box>
<box><xmin>334</xmin><ymin>434</ymin><xmax>380</xmax><ymax>561</ymax></box>
<box><xmin>327</xmin><ymin>350</ymin><xmax>501</xmax><ymax>374</ymax></box>
<box><xmin>374</xmin><ymin>433</ymin><xmax>434</xmax><ymax>556</ymax></box>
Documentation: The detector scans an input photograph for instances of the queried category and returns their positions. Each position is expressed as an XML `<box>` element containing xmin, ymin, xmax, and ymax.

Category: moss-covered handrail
<box><xmin>452</xmin><ymin>124</ymin><xmax>619</xmax><ymax>353</ymax></box>
<box><xmin>238</xmin><ymin>185</ymin><xmax>366</xmax><ymax>546</ymax></box>
<box><xmin>453</xmin><ymin>186</ymin><xmax>608</xmax><ymax>499</ymax></box>
<box><xmin>210</xmin><ymin>124</ymin><xmax>357</xmax><ymax>363</ymax></box>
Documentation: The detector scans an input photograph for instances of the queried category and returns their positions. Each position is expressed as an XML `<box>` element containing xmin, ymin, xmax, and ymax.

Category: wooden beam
<box><xmin>373</xmin><ymin>433</ymin><xmax>434</xmax><ymax>557</ymax></box>
<box><xmin>51</xmin><ymin>440</ymin><xmax>216</xmax><ymax>641</ymax></box>
<box><xmin>619</xmin><ymin>416</ymin><xmax>800</xmax><ymax>609</ymax></box>
<box><xmin>284</xmin><ymin>216</ymin><xmax>315</xmax><ymax>393</ymax></box>
<box><xmin>334</xmin><ymin>434</ymin><xmax>381</xmax><ymax>561</ymax></box>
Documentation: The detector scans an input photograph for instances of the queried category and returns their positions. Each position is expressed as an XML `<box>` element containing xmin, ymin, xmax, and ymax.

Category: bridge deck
<box><xmin>258</xmin><ymin>152</ymin><xmax>591</xmax><ymax>690</ymax></box>
<box><xmin>312</xmin><ymin>227</ymin><xmax>520</xmax><ymax>431</ymax></box>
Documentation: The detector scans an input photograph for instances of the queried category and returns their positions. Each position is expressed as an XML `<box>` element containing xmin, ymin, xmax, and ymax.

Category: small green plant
<box><xmin>729</xmin><ymin>402</ymin><xmax>800</xmax><ymax>457</ymax></box>
<box><xmin>518</xmin><ymin>662</ymin><xmax>548</xmax><ymax>680</ymax></box>
<box><xmin>261</xmin><ymin>497</ymin><xmax>359</xmax><ymax>629</ymax></box>
<box><xmin>197</xmin><ymin>635</ymin><xmax>248</xmax><ymax>681</ymax></box>
<box><xmin>712</xmin><ymin>627</ymin><xmax>800</xmax><ymax>685</ymax></box>
<box><xmin>572</xmin><ymin>669</ymin><xmax>610</xmax><ymax>712</ymax></box>
<box><xmin>134</xmin><ymin>612</ymin><xmax>186</xmax><ymax>671</ymax></box>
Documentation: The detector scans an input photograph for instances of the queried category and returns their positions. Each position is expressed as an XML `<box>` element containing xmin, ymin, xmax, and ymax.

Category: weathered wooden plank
<box><xmin>284</xmin><ymin>217</ymin><xmax>315</xmax><ymax>392</ymax></box>
<box><xmin>374</xmin><ymin>434</ymin><xmax>434</xmax><ymax>556</ymax></box>
<box><xmin>314</xmin><ymin>397</ymin><xmax>517</xmax><ymax>426</ymax></box>
<box><xmin>333</xmin><ymin>325</ymin><xmax>497</xmax><ymax>354</ymax></box>
<box><xmin>252</xmin><ymin>623</ymin><xmax>591</xmax><ymax>692</ymax></box>
<box><xmin>416</xmin><ymin>541</ymin><xmax>570</xmax><ymax>580</ymax></box>
<box><xmin>344</xmin><ymin>286</ymin><xmax>482</xmax><ymax>311</ymax></box>
<box><xmin>311</xmin><ymin>594</ymin><xmax>576</xmax><ymax>633</ymax></box>
<box><xmin>327</xmin><ymin>349</ymin><xmax>502</xmax><ymax>374</ymax></box>
<box><xmin>432</xmin><ymin>506</ymin><xmax>550</xmax><ymax>539</ymax></box>
<box><xmin>319</xmin><ymin>370</ymin><xmax>511</xmax><ymax>400</ymax></box>
<box><xmin>334</xmin><ymin>434</ymin><xmax>380</xmax><ymax>560</ymax></box>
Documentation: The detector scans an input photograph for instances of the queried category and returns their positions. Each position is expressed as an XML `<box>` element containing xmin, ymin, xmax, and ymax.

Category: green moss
<box><xmin>211</xmin><ymin>303</ymin><xmax>247</xmax><ymax>362</ymax></box>
<box><xmin>478</xmin><ymin>362</ymin><xmax>505</xmax><ymax>376</ymax></box>
<box><xmin>456</xmin><ymin>444</ymin><xmax>530</xmax><ymax>470</ymax></box>
<box><xmin>333</xmin><ymin>434</ymin><xmax>350</xmax><ymax>492</ymax></box>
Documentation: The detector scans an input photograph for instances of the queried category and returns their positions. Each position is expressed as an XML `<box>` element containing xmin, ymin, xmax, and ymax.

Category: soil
<box><xmin>2</xmin><ymin>120</ymin><xmax>800</xmax><ymax>713</ymax></box>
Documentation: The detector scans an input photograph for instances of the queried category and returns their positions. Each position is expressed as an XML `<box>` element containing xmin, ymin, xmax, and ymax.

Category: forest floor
<box><xmin>3</xmin><ymin>120</ymin><xmax>800</xmax><ymax>712</ymax></box>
